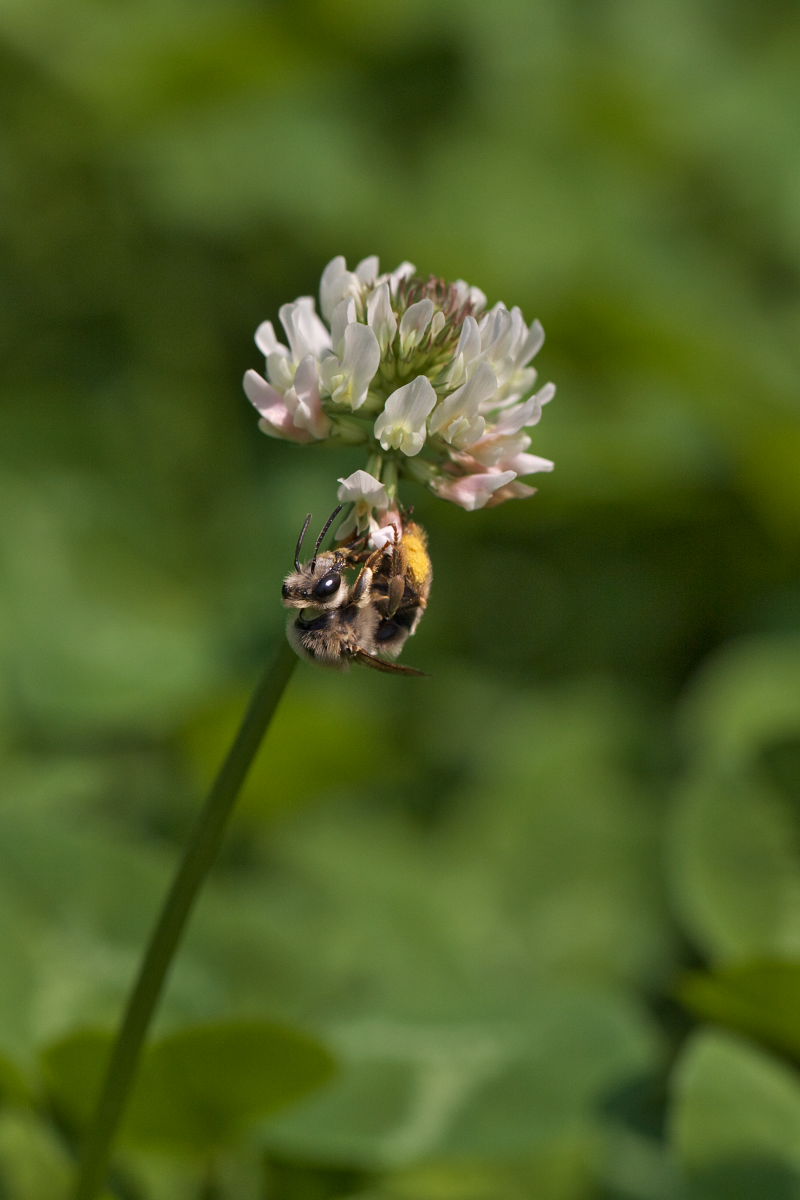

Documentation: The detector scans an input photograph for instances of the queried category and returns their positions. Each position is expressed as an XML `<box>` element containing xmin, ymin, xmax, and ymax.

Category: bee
<box><xmin>281</xmin><ymin>506</ymin><xmax>432</xmax><ymax>676</ymax></box>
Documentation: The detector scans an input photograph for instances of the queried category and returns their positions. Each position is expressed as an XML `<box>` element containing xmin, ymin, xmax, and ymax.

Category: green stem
<box><xmin>71</xmin><ymin>640</ymin><xmax>298</xmax><ymax>1200</ymax></box>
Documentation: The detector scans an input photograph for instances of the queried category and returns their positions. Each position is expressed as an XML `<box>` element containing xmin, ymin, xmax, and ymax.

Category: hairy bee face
<box><xmin>281</xmin><ymin>550</ymin><xmax>352</xmax><ymax>611</ymax></box>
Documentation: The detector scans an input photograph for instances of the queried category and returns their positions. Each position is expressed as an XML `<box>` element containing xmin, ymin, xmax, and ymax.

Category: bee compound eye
<box><xmin>281</xmin><ymin>582</ymin><xmax>290</xmax><ymax>600</ymax></box>
<box><xmin>313</xmin><ymin>570</ymin><xmax>342</xmax><ymax>601</ymax></box>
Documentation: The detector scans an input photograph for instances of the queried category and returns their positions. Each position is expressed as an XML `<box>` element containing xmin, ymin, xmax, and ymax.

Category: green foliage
<box><xmin>671</xmin><ymin>1031</ymin><xmax>800</xmax><ymax>1199</ymax></box>
<box><xmin>2</xmin><ymin>0</ymin><xmax>799</xmax><ymax>1195</ymax></box>
<box><xmin>679</xmin><ymin>963</ymin><xmax>800</xmax><ymax>1062</ymax></box>
<box><xmin>44</xmin><ymin>1020</ymin><xmax>336</xmax><ymax>1153</ymax></box>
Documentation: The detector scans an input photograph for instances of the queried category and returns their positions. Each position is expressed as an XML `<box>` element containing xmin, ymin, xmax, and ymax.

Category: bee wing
<box><xmin>353</xmin><ymin>649</ymin><xmax>428</xmax><ymax>677</ymax></box>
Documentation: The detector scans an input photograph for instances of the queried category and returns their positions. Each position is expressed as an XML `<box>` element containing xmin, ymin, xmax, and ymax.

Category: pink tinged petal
<box><xmin>265</xmin><ymin>349</ymin><xmax>295</xmax><ymax>392</ymax></box>
<box><xmin>398</xmin><ymin>298</ymin><xmax>434</xmax><ymax>355</ymax></box>
<box><xmin>467</xmin><ymin>430</ymin><xmax>530</xmax><ymax>468</ymax></box>
<box><xmin>292</xmin><ymin>355</ymin><xmax>331</xmax><ymax>438</ymax></box>
<box><xmin>337</xmin><ymin>469</ymin><xmax>388</xmax><ymax>508</ymax></box>
<box><xmin>279</xmin><ymin>297</ymin><xmax>331</xmax><ymax>361</ymax></box>
<box><xmin>374</xmin><ymin>376</ymin><xmax>437</xmax><ymax>457</ymax></box>
<box><xmin>366</xmin><ymin>282</ymin><xmax>397</xmax><ymax>354</ymax></box>
<box><xmin>243</xmin><ymin>370</ymin><xmax>314</xmax><ymax>443</ymax></box>
<box><xmin>243</xmin><ymin>368</ymin><xmax>281</xmax><ymax>416</ymax></box>
<box><xmin>255</xmin><ymin>320</ymin><xmax>286</xmax><ymax>358</ymax></box>
<box><xmin>433</xmin><ymin>470</ymin><xmax>517</xmax><ymax>511</ymax></box>
<box><xmin>484</xmin><ymin>479</ymin><xmax>537</xmax><ymax>507</ymax></box>
<box><xmin>508</xmin><ymin>452</ymin><xmax>554</xmax><ymax>475</ymax></box>
<box><xmin>257</xmin><ymin>415</ymin><xmax>314</xmax><ymax>442</ymax></box>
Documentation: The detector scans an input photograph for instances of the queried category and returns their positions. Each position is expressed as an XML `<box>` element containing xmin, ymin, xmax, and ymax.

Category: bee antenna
<box><xmin>294</xmin><ymin>514</ymin><xmax>313</xmax><ymax>572</ymax></box>
<box><xmin>310</xmin><ymin>504</ymin><xmax>343</xmax><ymax>570</ymax></box>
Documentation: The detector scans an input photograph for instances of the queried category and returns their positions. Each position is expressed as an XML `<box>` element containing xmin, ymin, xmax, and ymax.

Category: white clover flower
<box><xmin>335</xmin><ymin>469</ymin><xmax>400</xmax><ymax>545</ymax></box>
<box><xmin>245</xmin><ymin>255</ymin><xmax>555</xmax><ymax>523</ymax></box>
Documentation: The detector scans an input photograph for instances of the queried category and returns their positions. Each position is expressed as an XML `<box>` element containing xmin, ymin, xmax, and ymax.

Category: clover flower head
<box><xmin>245</xmin><ymin>255</ymin><xmax>555</xmax><ymax>527</ymax></box>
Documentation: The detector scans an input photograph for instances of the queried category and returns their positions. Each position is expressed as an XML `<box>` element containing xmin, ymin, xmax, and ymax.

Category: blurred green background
<box><xmin>2</xmin><ymin>0</ymin><xmax>800</xmax><ymax>1197</ymax></box>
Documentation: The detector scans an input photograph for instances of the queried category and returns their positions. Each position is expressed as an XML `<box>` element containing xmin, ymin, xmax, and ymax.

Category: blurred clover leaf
<box><xmin>679</xmin><ymin>962</ymin><xmax>800</xmax><ymax>1063</ymax></box>
<box><xmin>671</xmin><ymin>1030</ymin><xmax>800</xmax><ymax>1200</ymax></box>
<box><xmin>260</xmin><ymin>988</ymin><xmax>658</xmax><ymax>1168</ymax></box>
<box><xmin>43</xmin><ymin>1019</ymin><xmax>336</xmax><ymax>1155</ymax></box>
<box><xmin>669</xmin><ymin>635</ymin><xmax>800</xmax><ymax>962</ymax></box>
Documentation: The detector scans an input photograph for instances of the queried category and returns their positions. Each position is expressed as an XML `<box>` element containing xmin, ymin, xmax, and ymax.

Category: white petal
<box><xmin>320</xmin><ymin>323</ymin><xmax>380</xmax><ymax>410</ymax></box>
<box><xmin>485</xmin><ymin>305</ymin><xmax>515</xmax><ymax>360</ymax></box>
<box><xmin>454</xmin><ymin>315</ymin><xmax>481</xmax><ymax>365</ymax></box>
<box><xmin>374</xmin><ymin>376</ymin><xmax>437</xmax><ymax>456</ymax></box>
<box><xmin>430</xmin><ymin>310</ymin><xmax>446</xmax><ymax>339</ymax></box>
<box><xmin>243</xmin><ymin>368</ymin><xmax>281</xmax><ymax>414</ymax></box>
<box><xmin>467</xmin><ymin>284</ymin><xmax>487</xmax><ymax>312</ymax></box>
<box><xmin>330</xmin><ymin>296</ymin><xmax>357</xmax><ymax>354</ymax></box>
<box><xmin>370</xmin><ymin>524</ymin><xmax>399</xmax><ymax>551</ymax></box>
<box><xmin>429</xmin><ymin>362</ymin><xmax>496</xmax><ymax>446</ymax></box>
<box><xmin>490</xmin><ymin>389</ymin><xmax>546</xmax><ymax>436</ymax></box>
<box><xmin>340</xmin><ymin>323</ymin><xmax>381</xmax><ymax>408</ymax></box>
<box><xmin>386</xmin><ymin>261</ymin><xmax>416</xmax><ymax>293</ymax></box>
<box><xmin>366</xmin><ymin>282</ymin><xmax>397</xmax><ymax>354</ymax></box>
<box><xmin>384</xmin><ymin>376</ymin><xmax>438</xmax><ymax>425</ymax></box>
<box><xmin>254</xmin><ymin>320</ymin><xmax>286</xmax><ymax>358</ymax></box>
<box><xmin>519</xmin><ymin>319</ymin><xmax>545</xmax><ymax>364</ymax></box>
<box><xmin>265</xmin><ymin>349</ymin><xmax>294</xmax><ymax>392</ymax></box>
<box><xmin>337</xmin><ymin>469</ymin><xmax>388</xmax><ymax>507</ymax></box>
<box><xmin>355</xmin><ymin>255</ymin><xmax>380</xmax><ymax>285</ymax></box>
<box><xmin>279</xmin><ymin>297</ymin><xmax>331</xmax><ymax>361</ymax></box>
<box><xmin>451</xmin><ymin>280</ymin><xmax>487</xmax><ymax>314</ymax></box>
<box><xmin>319</xmin><ymin>256</ymin><xmax>353</xmax><ymax>322</ymax></box>
<box><xmin>398</xmin><ymin>298</ymin><xmax>434</xmax><ymax>354</ymax></box>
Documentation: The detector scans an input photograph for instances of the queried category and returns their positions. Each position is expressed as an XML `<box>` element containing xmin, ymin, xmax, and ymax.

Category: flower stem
<box><xmin>71</xmin><ymin>640</ymin><xmax>298</xmax><ymax>1200</ymax></box>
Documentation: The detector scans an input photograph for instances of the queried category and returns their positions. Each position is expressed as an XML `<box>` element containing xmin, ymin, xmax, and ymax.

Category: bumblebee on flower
<box><xmin>244</xmin><ymin>255</ymin><xmax>556</xmax><ymax>671</ymax></box>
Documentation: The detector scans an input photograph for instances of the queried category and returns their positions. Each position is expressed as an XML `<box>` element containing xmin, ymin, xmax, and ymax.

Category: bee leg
<box><xmin>351</xmin><ymin>543</ymin><xmax>386</xmax><ymax>605</ymax></box>
<box><xmin>340</xmin><ymin>529</ymin><xmax>370</xmax><ymax>556</ymax></box>
<box><xmin>382</xmin><ymin>524</ymin><xmax>404</xmax><ymax>617</ymax></box>
<box><xmin>384</xmin><ymin>573</ymin><xmax>404</xmax><ymax>618</ymax></box>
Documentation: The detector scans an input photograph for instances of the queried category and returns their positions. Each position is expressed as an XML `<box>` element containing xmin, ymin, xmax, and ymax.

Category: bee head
<box><xmin>281</xmin><ymin>505</ymin><xmax>348</xmax><ymax>610</ymax></box>
<box><xmin>281</xmin><ymin>556</ymin><xmax>348</xmax><ymax>609</ymax></box>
